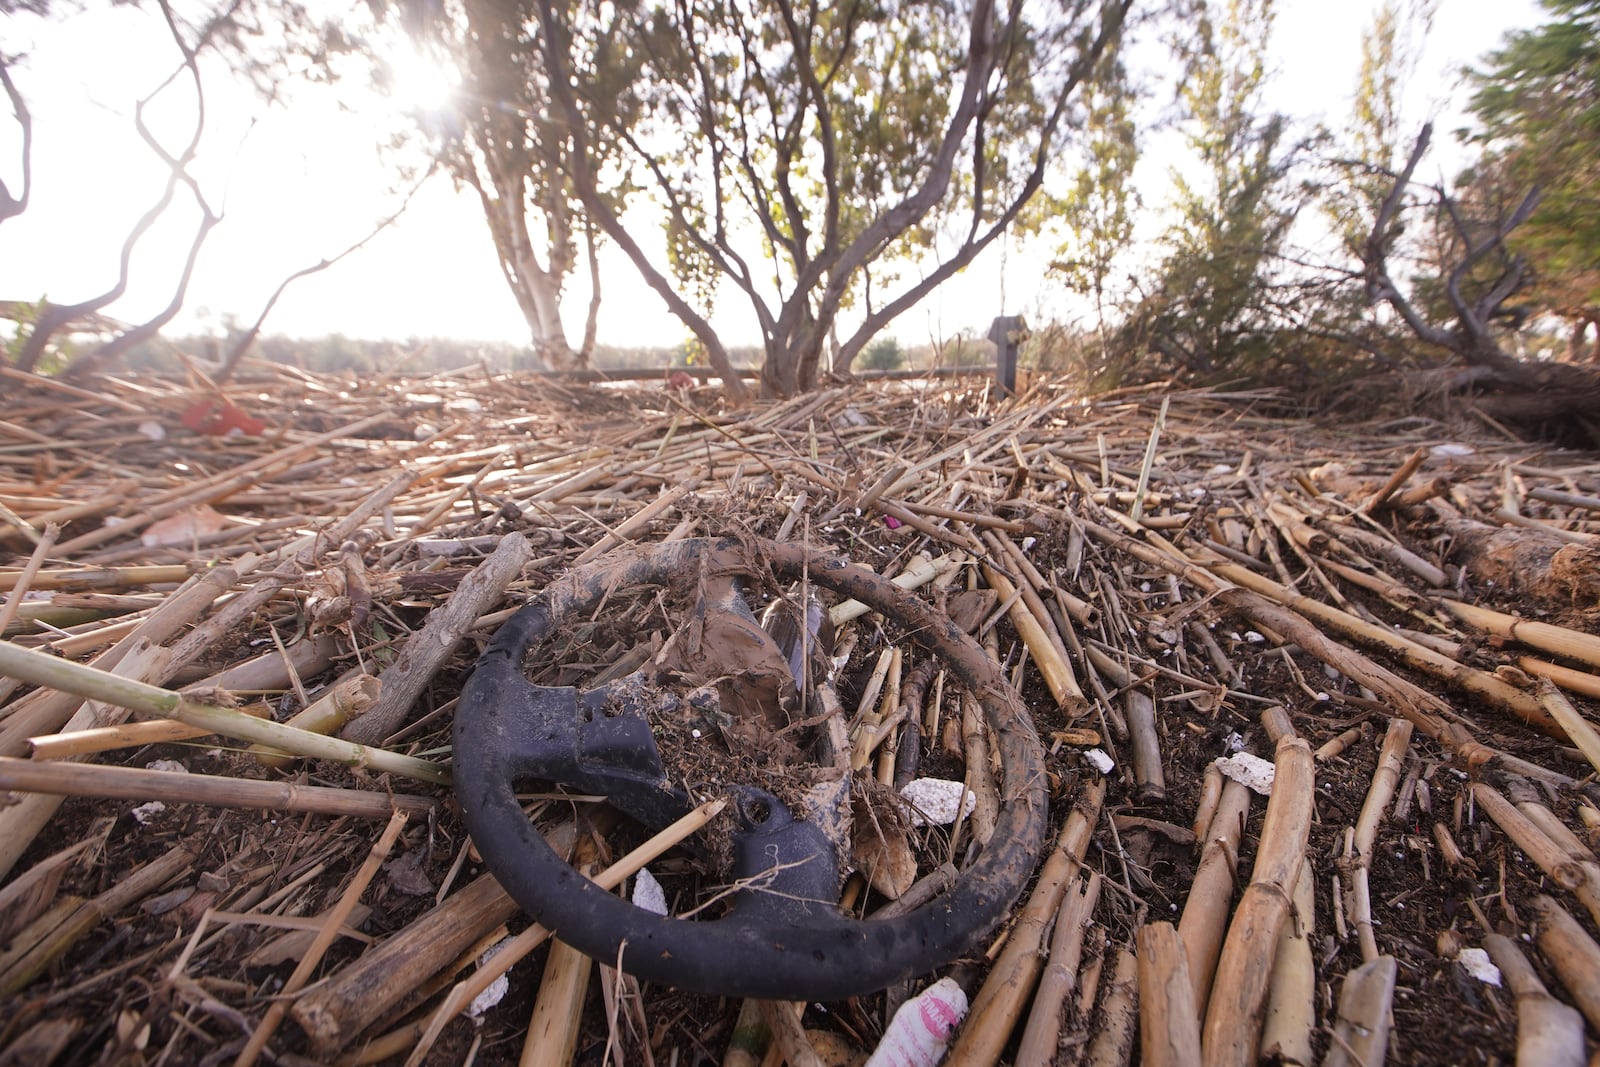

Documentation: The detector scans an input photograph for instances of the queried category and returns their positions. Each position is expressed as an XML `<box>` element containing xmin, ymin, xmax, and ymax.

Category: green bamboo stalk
<box><xmin>0</xmin><ymin>640</ymin><xmax>449</xmax><ymax>786</ymax></box>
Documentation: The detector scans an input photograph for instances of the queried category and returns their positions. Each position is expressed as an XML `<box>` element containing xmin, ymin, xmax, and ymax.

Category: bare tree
<box><xmin>10</xmin><ymin>0</ymin><xmax>237</xmax><ymax>376</ymax></box>
<box><xmin>1361</xmin><ymin>123</ymin><xmax>1540</xmax><ymax>386</ymax></box>
<box><xmin>0</xmin><ymin>55</ymin><xmax>30</xmax><ymax>225</ymax></box>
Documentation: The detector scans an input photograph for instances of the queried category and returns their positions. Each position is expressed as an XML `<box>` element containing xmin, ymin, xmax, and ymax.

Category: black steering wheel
<box><xmin>453</xmin><ymin>536</ymin><xmax>1048</xmax><ymax>1000</ymax></box>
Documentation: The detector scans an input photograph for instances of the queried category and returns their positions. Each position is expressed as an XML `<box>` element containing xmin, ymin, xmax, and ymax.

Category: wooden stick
<box><xmin>1517</xmin><ymin>657</ymin><xmax>1600</xmax><ymax>700</ymax></box>
<box><xmin>945</xmin><ymin>779</ymin><xmax>1104</xmax><ymax>1066</ymax></box>
<box><xmin>1483</xmin><ymin>932</ymin><xmax>1586</xmax><ymax>1067</ymax></box>
<box><xmin>234</xmin><ymin>810</ymin><xmax>409</xmax><ymax>1067</ymax></box>
<box><xmin>1200</xmin><ymin>732</ymin><xmax>1314</xmax><ymax>1067</ymax></box>
<box><xmin>1137</xmin><ymin>921</ymin><xmax>1203</xmax><ymax>1067</ymax></box>
<box><xmin>343</xmin><ymin>531</ymin><xmax>530</xmax><ymax>744</ymax></box>
<box><xmin>757</xmin><ymin>1001</ymin><xmax>824</xmax><ymax>1067</ymax></box>
<box><xmin>1015</xmin><ymin>871</ymin><xmax>1101</xmax><ymax>1064</ymax></box>
<box><xmin>1321</xmin><ymin>955</ymin><xmax>1397</xmax><ymax>1067</ymax></box>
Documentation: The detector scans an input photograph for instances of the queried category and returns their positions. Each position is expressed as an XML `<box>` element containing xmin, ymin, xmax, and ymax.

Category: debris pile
<box><xmin>0</xmin><ymin>363</ymin><xmax>1597</xmax><ymax>1065</ymax></box>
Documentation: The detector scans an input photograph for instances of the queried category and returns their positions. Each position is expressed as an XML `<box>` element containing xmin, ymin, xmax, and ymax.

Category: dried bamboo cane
<box><xmin>291</xmin><ymin>821</ymin><xmax>578</xmax><ymax>1056</ymax></box>
<box><xmin>1349</xmin><ymin>717</ymin><xmax>1413</xmax><ymax>962</ymax></box>
<box><xmin>1322</xmin><ymin>955</ymin><xmax>1397</xmax><ymax>1067</ymax></box>
<box><xmin>0</xmin><ymin>640</ymin><xmax>449</xmax><ymax>785</ymax></box>
<box><xmin>1199</xmin><ymin>732</ymin><xmax>1314</xmax><ymax>1067</ymax></box>
<box><xmin>1015</xmin><ymin>871</ymin><xmax>1102</xmax><ymax>1064</ymax></box>
<box><xmin>979</xmin><ymin>561</ymin><xmax>1086</xmax><ymax>713</ymax></box>
<box><xmin>1190</xmin><ymin>763</ymin><xmax>1223</xmax><ymax>840</ymax></box>
<box><xmin>1533</xmin><ymin>678</ymin><xmax>1600</xmax><ymax>778</ymax></box>
<box><xmin>521</xmin><ymin>847</ymin><xmax>600</xmax><ymax>1067</ymax></box>
<box><xmin>945</xmin><ymin>779</ymin><xmax>1105</xmax><ymax>1066</ymax></box>
<box><xmin>1438</xmin><ymin>599</ymin><xmax>1600</xmax><ymax>672</ymax></box>
<box><xmin>1471</xmin><ymin>783</ymin><xmax>1600</xmax><ymax>925</ymax></box>
<box><xmin>235</xmin><ymin>810</ymin><xmax>409</xmax><ymax>1067</ymax></box>
<box><xmin>1532</xmin><ymin>894</ymin><xmax>1600</xmax><ymax>1032</ymax></box>
<box><xmin>399</xmin><ymin>798</ymin><xmax>727</xmax><ymax>1066</ymax></box>
<box><xmin>757</xmin><ymin>1000</ymin><xmax>824</xmax><ymax>1067</ymax></box>
<box><xmin>1081</xmin><ymin>945</ymin><xmax>1138</xmax><ymax>1067</ymax></box>
<box><xmin>1518</xmin><ymin>658</ymin><xmax>1600</xmax><ymax>700</ymax></box>
<box><xmin>1483</xmin><ymin>932</ymin><xmax>1586</xmax><ymax>1067</ymax></box>
<box><xmin>1259</xmin><ymin>861</ymin><xmax>1315</xmax><ymax>1066</ymax></box>
<box><xmin>1177</xmin><ymin>778</ymin><xmax>1252</xmax><ymax>1010</ymax></box>
<box><xmin>1137</xmin><ymin>922</ymin><xmax>1203</xmax><ymax>1067</ymax></box>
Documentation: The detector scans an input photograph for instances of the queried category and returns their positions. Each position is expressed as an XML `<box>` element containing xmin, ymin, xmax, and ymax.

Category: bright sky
<box><xmin>0</xmin><ymin>0</ymin><xmax>1544</xmax><ymax>354</ymax></box>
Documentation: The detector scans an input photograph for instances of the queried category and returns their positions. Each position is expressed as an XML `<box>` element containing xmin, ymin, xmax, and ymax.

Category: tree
<box><xmin>395</xmin><ymin>0</ymin><xmax>616</xmax><ymax>371</ymax></box>
<box><xmin>1465</xmin><ymin>0</ymin><xmax>1600</xmax><ymax>361</ymax></box>
<box><xmin>6</xmin><ymin>0</ymin><xmax>232</xmax><ymax>375</ymax></box>
<box><xmin>1118</xmin><ymin>0</ymin><xmax>1300</xmax><ymax>378</ymax></box>
<box><xmin>859</xmin><ymin>335</ymin><xmax>904</xmax><ymax>372</ymax></box>
<box><xmin>534</xmin><ymin>0</ymin><xmax>1131</xmax><ymax>399</ymax></box>
<box><xmin>1047</xmin><ymin>44</ymin><xmax>1139</xmax><ymax>344</ymax></box>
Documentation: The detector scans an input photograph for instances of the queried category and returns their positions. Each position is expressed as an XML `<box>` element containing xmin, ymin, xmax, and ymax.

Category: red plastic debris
<box><xmin>181</xmin><ymin>399</ymin><xmax>267</xmax><ymax>437</ymax></box>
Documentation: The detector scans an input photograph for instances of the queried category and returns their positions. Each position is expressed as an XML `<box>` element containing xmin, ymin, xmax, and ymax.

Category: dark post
<box><xmin>988</xmin><ymin>315</ymin><xmax>1028</xmax><ymax>396</ymax></box>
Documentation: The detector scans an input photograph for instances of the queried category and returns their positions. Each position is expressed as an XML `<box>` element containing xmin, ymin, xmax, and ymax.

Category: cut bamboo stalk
<box><xmin>399</xmin><ymin>798</ymin><xmax>727</xmax><ymax>1066</ymax></box>
<box><xmin>1470</xmin><ymin>783</ymin><xmax>1600</xmax><ymax>926</ymax></box>
<box><xmin>828</xmin><ymin>553</ymin><xmax>960</xmax><ymax>628</ymax></box>
<box><xmin>1259</xmin><ymin>860</ymin><xmax>1315</xmax><ymax>1067</ymax></box>
<box><xmin>1518</xmin><ymin>658</ymin><xmax>1600</xmax><ymax>700</ymax></box>
<box><xmin>723</xmin><ymin>998</ymin><xmax>772</xmax><ymax>1067</ymax></box>
<box><xmin>1137</xmin><ymin>921</ymin><xmax>1203</xmax><ymax>1067</ymax></box>
<box><xmin>945</xmin><ymin>779</ymin><xmax>1105</xmax><ymax>1066</ymax></box>
<box><xmin>28</xmin><ymin>700</ymin><xmax>274</xmax><ymax>759</ymax></box>
<box><xmin>1191</xmin><ymin>763</ymin><xmax>1224</xmax><ymax>841</ymax></box>
<box><xmin>235</xmin><ymin>810</ymin><xmax>409</xmax><ymax>1067</ymax></box>
<box><xmin>0</xmin><ymin>523</ymin><xmax>59</xmax><ymax>637</ymax></box>
<box><xmin>521</xmin><ymin>844</ymin><xmax>600</xmax><ymax>1067</ymax></box>
<box><xmin>758</xmin><ymin>1001</ymin><xmax>824</xmax><ymax>1067</ymax></box>
<box><xmin>1199</xmin><ymin>731</ymin><xmax>1314</xmax><ymax>1067</ymax></box>
<box><xmin>1533</xmin><ymin>678</ymin><xmax>1600</xmax><ymax>778</ymax></box>
<box><xmin>1349</xmin><ymin>717</ymin><xmax>1412</xmax><ymax>962</ymax></box>
<box><xmin>1322</xmin><ymin>955</ymin><xmax>1397</xmax><ymax>1067</ymax></box>
<box><xmin>291</xmin><ymin>821</ymin><xmax>579</xmax><ymax>1056</ymax></box>
<box><xmin>0</xmin><ymin>640</ymin><xmax>449</xmax><ymax>786</ymax></box>
<box><xmin>978</xmin><ymin>560</ymin><xmax>1086</xmax><ymax>713</ymax></box>
<box><xmin>342</xmin><ymin>531</ymin><xmax>530</xmax><ymax>745</ymax></box>
<box><xmin>1532</xmin><ymin>894</ymin><xmax>1600</xmax><ymax>1033</ymax></box>
<box><xmin>0</xmin><ymin>754</ymin><xmax>435</xmax><ymax>817</ymax></box>
<box><xmin>1314</xmin><ymin>721</ymin><xmax>1370</xmax><ymax>762</ymax></box>
<box><xmin>1360</xmin><ymin>448</ymin><xmax>1428</xmax><ymax>513</ymax></box>
<box><xmin>1178</xmin><ymin>778</ymin><xmax>1252</xmax><ymax>1010</ymax></box>
<box><xmin>1483</xmin><ymin>932</ymin><xmax>1586</xmax><ymax>1067</ymax></box>
<box><xmin>1015</xmin><ymin>871</ymin><xmax>1101</xmax><ymax>1064</ymax></box>
<box><xmin>1439</xmin><ymin>599</ymin><xmax>1600</xmax><ymax>672</ymax></box>
<box><xmin>1081</xmin><ymin>945</ymin><xmax>1138</xmax><ymax>1067</ymax></box>
<box><xmin>249</xmin><ymin>674</ymin><xmax>382</xmax><ymax>768</ymax></box>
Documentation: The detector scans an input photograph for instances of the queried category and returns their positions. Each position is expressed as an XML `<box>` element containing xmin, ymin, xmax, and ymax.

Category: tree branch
<box><xmin>0</xmin><ymin>56</ymin><xmax>31</xmax><ymax>224</ymax></box>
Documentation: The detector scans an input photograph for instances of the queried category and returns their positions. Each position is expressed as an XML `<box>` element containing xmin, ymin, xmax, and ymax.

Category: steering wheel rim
<box><xmin>454</xmin><ymin>536</ymin><xmax>1048</xmax><ymax>1000</ymax></box>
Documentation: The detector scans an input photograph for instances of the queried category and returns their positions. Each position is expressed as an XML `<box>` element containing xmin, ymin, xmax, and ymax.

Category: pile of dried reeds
<box><xmin>1</xmin><ymin>362</ymin><xmax>1597</xmax><ymax>1066</ymax></box>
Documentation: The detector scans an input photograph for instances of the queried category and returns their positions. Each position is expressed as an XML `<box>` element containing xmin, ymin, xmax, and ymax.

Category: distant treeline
<box><xmin>126</xmin><ymin>330</ymin><xmax>995</xmax><ymax>377</ymax></box>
